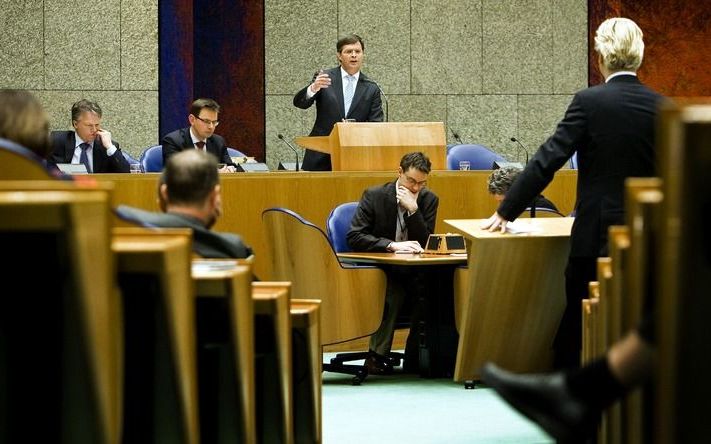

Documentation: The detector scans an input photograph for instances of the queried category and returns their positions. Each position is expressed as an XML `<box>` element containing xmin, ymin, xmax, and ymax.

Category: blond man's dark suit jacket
<box><xmin>293</xmin><ymin>66</ymin><xmax>384</xmax><ymax>171</ymax></box>
<box><xmin>161</xmin><ymin>127</ymin><xmax>235</xmax><ymax>166</ymax></box>
<box><xmin>49</xmin><ymin>130</ymin><xmax>130</xmax><ymax>173</ymax></box>
<box><xmin>496</xmin><ymin>74</ymin><xmax>663</xmax><ymax>364</ymax></box>
<box><xmin>498</xmin><ymin>75</ymin><xmax>663</xmax><ymax>258</ymax></box>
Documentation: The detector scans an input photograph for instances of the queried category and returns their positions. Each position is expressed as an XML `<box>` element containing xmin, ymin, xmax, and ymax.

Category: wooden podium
<box><xmin>295</xmin><ymin>122</ymin><xmax>446</xmax><ymax>171</ymax></box>
<box><xmin>444</xmin><ymin>218</ymin><xmax>573</xmax><ymax>381</ymax></box>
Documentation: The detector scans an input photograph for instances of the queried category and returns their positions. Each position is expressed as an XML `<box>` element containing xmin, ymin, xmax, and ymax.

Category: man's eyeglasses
<box><xmin>195</xmin><ymin>116</ymin><xmax>220</xmax><ymax>126</ymax></box>
<box><xmin>402</xmin><ymin>174</ymin><xmax>427</xmax><ymax>187</ymax></box>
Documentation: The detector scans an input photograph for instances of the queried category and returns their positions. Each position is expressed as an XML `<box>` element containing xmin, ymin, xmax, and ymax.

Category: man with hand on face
<box><xmin>293</xmin><ymin>33</ymin><xmax>384</xmax><ymax>171</ymax></box>
<box><xmin>162</xmin><ymin>98</ymin><xmax>237</xmax><ymax>173</ymax></box>
<box><xmin>49</xmin><ymin>99</ymin><xmax>130</xmax><ymax>173</ymax></box>
<box><xmin>347</xmin><ymin>152</ymin><xmax>439</xmax><ymax>374</ymax></box>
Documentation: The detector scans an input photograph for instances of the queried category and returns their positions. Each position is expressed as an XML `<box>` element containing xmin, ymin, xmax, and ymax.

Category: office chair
<box><xmin>262</xmin><ymin>207</ymin><xmax>387</xmax><ymax>384</ymax></box>
<box><xmin>139</xmin><ymin>144</ymin><xmax>163</xmax><ymax>172</ymax></box>
<box><xmin>0</xmin><ymin>137</ymin><xmax>54</xmax><ymax>179</ymax></box>
<box><xmin>226</xmin><ymin>147</ymin><xmax>246</xmax><ymax>158</ymax></box>
<box><xmin>522</xmin><ymin>207</ymin><xmax>566</xmax><ymax>218</ymax></box>
<box><xmin>447</xmin><ymin>144</ymin><xmax>506</xmax><ymax>170</ymax></box>
<box><xmin>325</xmin><ymin>201</ymin><xmax>408</xmax><ymax>369</ymax></box>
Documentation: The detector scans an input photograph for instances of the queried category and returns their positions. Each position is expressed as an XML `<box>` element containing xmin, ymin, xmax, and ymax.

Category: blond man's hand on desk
<box><xmin>480</xmin><ymin>212</ymin><xmax>509</xmax><ymax>233</ymax></box>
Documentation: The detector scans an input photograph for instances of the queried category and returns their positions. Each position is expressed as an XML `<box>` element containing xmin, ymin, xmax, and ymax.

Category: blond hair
<box><xmin>594</xmin><ymin>17</ymin><xmax>645</xmax><ymax>71</ymax></box>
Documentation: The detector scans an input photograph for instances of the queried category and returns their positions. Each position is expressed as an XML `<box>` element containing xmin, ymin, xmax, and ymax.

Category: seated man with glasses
<box><xmin>162</xmin><ymin>97</ymin><xmax>237</xmax><ymax>172</ymax></box>
<box><xmin>347</xmin><ymin>152</ymin><xmax>439</xmax><ymax>375</ymax></box>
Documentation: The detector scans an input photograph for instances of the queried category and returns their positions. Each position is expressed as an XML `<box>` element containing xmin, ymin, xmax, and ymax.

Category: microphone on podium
<box><xmin>510</xmin><ymin>137</ymin><xmax>530</xmax><ymax>165</ymax></box>
<box><xmin>364</xmin><ymin>78</ymin><xmax>388</xmax><ymax>122</ymax></box>
<box><xmin>277</xmin><ymin>133</ymin><xmax>300</xmax><ymax>171</ymax></box>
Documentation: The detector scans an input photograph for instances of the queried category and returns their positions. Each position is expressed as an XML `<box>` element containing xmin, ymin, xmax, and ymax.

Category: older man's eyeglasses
<box><xmin>195</xmin><ymin>116</ymin><xmax>220</xmax><ymax>126</ymax></box>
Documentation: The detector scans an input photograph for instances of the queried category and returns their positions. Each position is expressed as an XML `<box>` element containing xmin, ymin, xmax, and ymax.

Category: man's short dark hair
<box><xmin>400</xmin><ymin>152</ymin><xmax>431</xmax><ymax>174</ymax></box>
<box><xmin>162</xmin><ymin>150</ymin><xmax>219</xmax><ymax>206</ymax></box>
<box><xmin>337</xmin><ymin>33</ymin><xmax>364</xmax><ymax>52</ymax></box>
<box><xmin>71</xmin><ymin>99</ymin><xmax>102</xmax><ymax>122</ymax></box>
<box><xmin>487</xmin><ymin>166</ymin><xmax>522</xmax><ymax>195</ymax></box>
<box><xmin>190</xmin><ymin>98</ymin><xmax>220</xmax><ymax>117</ymax></box>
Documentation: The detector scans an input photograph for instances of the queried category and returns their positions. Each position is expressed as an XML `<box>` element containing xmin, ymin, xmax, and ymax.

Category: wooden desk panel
<box><xmin>445</xmin><ymin>218</ymin><xmax>574</xmax><ymax>381</ymax></box>
<box><xmin>97</xmin><ymin>170</ymin><xmax>577</xmax><ymax>281</ymax></box>
<box><xmin>337</xmin><ymin>251</ymin><xmax>467</xmax><ymax>266</ymax></box>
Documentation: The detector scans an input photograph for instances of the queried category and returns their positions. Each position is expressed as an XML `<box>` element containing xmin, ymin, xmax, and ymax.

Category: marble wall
<box><xmin>265</xmin><ymin>0</ymin><xmax>588</xmax><ymax>168</ymax></box>
<box><xmin>0</xmin><ymin>0</ymin><xmax>158</xmax><ymax>158</ymax></box>
<box><xmin>1</xmin><ymin>0</ymin><xmax>587</xmax><ymax>165</ymax></box>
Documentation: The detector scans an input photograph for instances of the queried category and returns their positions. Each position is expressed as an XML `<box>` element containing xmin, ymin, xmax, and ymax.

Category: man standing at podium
<box><xmin>293</xmin><ymin>33</ymin><xmax>383</xmax><ymax>171</ymax></box>
<box><xmin>347</xmin><ymin>152</ymin><xmax>438</xmax><ymax>374</ymax></box>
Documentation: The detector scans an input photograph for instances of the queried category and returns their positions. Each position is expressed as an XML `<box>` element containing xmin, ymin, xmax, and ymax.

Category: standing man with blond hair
<box><xmin>481</xmin><ymin>17</ymin><xmax>664</xmax><ymax>369</ymax></box>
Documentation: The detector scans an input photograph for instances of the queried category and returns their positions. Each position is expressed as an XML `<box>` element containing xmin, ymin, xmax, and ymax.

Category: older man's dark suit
<box><xmin>497</xmin><ymin>74</ymin><xmax>664</xmax><ymax>368</ymax></box>
<box><xmin>115</xmin><ymin>205</ymin><xmax>252</xmax><ymax>259</ymax></box>
<box><xmin>347</xmin><ymin>181</ymin><xmax>439</xmax><ymax>357</ymax></box>
<box><xmin>293</xmin><ymin>66</ymin><xmax>383</xmax><ymax>171</ymax></box>
<box><xmin>161</xmin><ymin>128</ymin><xmax>235</xmax><ymax>166</ymax></box>
<box><xmin>48</xmin><ymin>130</ymin><xmax>130</xmax><ymax>173</ymax></box>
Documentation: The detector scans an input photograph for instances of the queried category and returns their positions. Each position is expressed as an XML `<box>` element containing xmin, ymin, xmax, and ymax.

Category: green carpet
<box><xmin>322</xmin><ymin>355</ymin><xmax>553</xmax><ymax>443</ymax></box>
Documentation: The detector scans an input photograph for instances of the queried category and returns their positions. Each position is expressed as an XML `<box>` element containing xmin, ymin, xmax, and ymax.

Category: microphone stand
<box><xmin>277</xmin><ymin>134</ymin><xmax>300</xmax><ymax>171</ymax></box>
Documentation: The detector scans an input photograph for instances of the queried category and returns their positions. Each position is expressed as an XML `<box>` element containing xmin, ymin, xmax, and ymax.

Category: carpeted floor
<box><xmin>321</xmin><ymin>354</ymin><xmax>553</xmax><ymax>443</ymax></box>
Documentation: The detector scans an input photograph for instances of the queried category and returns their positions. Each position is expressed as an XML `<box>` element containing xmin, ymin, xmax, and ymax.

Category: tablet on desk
<box><xmin>56</xmin><ymin>163</ymin><xmax>88</xmax><ymax>174</ymax></box>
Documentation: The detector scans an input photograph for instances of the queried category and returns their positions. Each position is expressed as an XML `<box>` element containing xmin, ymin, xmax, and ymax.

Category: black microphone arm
<box><xmin>365</xmin><ymin>78</ymin><xmax>388</xmax><ymax>122</ymax></box>
<box><xmin>451</xmin><ymin>129</ymin><xmax>464</xmax><ymax>145</ymax></box>
<box><xmin>277</xmin><ymin>133</ymin><xmax>300</xmax><ymax>171</ymax></box>
<box><xmin>510</xmin><ymin>137</ymin><xmax>530</xmax><ymax>165</ymax></box>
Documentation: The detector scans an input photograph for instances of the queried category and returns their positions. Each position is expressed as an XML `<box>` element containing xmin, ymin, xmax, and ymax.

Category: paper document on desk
<box><xmin>192</xmin><ymin>260</ymin><xmax>239</xmax><ymax>273</ymax></box>
<box><xmin>505</xmin><ymin>220</ymin><xmax>542</xmax><ymax>234</ymax></box>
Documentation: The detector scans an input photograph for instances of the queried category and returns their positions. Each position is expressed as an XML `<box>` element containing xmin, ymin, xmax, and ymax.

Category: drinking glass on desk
<box><xmin>129</xmin><ymin>163</ymin><xmax>142</xmax><ymax>174</ymax></box>
<box><xmin>459</xmin><ymin>160</ymin><xmax>471</xmax><ymax>171</ymax></box>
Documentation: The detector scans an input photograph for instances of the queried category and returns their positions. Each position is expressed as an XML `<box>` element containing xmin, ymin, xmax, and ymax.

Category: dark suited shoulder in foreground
<box><xmin>116</xmin><ymin>205</ymin><xmax>252</xmax><ymax>259</ymax></box>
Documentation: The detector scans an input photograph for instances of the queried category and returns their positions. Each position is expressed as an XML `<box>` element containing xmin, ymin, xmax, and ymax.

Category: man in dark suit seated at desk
<box><xmin>162</xmin><ymin>98</ymin><xmax>237</xmax><ymax>173</ymax></box>
<box><xmin>48</xmin><ymin>99</ymin><xmax>130</xmax><ymax>173</ymax></box>
<box><xmin>117</xmin><ymin>149</ymin><xmax>252</xmax><ymax>259</ymax></box>
<box><xmin>347</xmin><ymin>152</ymin><xmax>439</xmax><ymax>375</ymax></box>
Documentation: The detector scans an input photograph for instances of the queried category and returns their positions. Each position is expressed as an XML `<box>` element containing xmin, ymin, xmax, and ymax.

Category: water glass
<box><xmin>459</xmin><ymin>160</ymin><xmax>471</xmax><ymax>171</ymax></box>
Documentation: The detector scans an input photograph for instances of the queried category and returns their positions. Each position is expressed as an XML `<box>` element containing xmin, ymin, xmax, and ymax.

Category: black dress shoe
<box><xmin>364</xmin><ymin>352</ymin><xmax>394</xmax><ymax>375</ymax></box>
<box><xmin>481</xmin><ymin>363</ymin><xmax>599</xmax><ymax>443</ymax></box>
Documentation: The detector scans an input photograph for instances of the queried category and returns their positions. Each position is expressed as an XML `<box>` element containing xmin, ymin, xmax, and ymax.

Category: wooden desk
<box><xmin>112</xmin><ymin>227</ymin><xmax>199</xmax><ymax>444</ymax></box>
<box><xmin>192</xmin><ymin>260</ymin><xmax>256</xmax><ymax>444</ymax></box>
<box><xmin>444</xmin><ymin>218</ymin><xmax>573</xmax><ymax>382</ymax></box>
<box><xmin>337</xmin><ymin>252</ymin><xmax>467</xmax><ymax>266</ymax></box>
<box><xmin>287</xmin><ymin>298</ymin><xmax>322</xmax><ymax>444</ymax></box>
<box><xmin>335</xmin><ymin>251</ymin><xmax>465</xmax><ymax>377</ymax></box>
<box><xmin>251</xmin><ymin>283</ymin><xmax>293</xmax><ymax>444</ymax></box>
<box><xmin>96</xmin><ymin>170</ymin><xmax>577</xmax><ymax>280</ymax></box>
